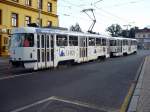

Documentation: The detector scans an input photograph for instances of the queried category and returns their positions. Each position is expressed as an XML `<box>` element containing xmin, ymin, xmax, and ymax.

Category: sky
<box><xmin>57</xmin><ymin>0</ymin><xmax>150</xmax><ymax>34</ymax></box>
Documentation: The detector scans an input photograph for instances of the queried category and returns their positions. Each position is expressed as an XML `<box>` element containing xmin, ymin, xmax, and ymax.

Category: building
<box><xmin>135</xmin><ymin>28</ymin><xmax>150</xmax><ymax>50</ymax></box>
<box><xmin>0</xmin><ymin>0</ymin><xmax>58</xmax><ymax>56</ymax></box>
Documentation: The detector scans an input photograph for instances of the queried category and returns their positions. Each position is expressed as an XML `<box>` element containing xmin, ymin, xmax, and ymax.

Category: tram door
<box><xmin>37</xmin><ymin>34</ymin><xmax>54</xmax><ymax>69</ymax></box>
<box><xmin>79</xmin><ymin>37</ymin><xmax>87</xmax><ymax>62</ymax></box>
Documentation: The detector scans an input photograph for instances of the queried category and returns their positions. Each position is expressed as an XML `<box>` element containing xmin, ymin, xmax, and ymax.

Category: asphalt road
<box><xmin>0</xmin><ymin>50</ymin><xmax>150</xmax><ymax>112</ymax></box>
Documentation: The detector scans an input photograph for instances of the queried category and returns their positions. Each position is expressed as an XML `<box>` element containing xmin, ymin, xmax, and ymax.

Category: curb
<box><xmin>127</xmin><ymin>56</ymin><xmax>147</xmax><ymax>112</ymax></box>
<box><xmin>120</xmin><ymin>57</ymin><xmax>146</xmax><ymax>112</ymax></box>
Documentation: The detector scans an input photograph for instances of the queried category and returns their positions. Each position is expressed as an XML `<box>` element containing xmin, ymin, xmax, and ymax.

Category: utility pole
<box><xmin>38</xmin><ymin>0</ymin><xmax>41</xmax><ymax>27</ymax></box>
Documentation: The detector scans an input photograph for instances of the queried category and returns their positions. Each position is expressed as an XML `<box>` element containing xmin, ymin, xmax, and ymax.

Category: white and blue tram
<box><xmin>10</xmin><ymin>27</ymin><xmax>110</xmax><ymax>70</ymax></box>
<box><xmin>109</xmin><ymin>37</ymin><xmax>137</xmax><ymax>57</ymax></box>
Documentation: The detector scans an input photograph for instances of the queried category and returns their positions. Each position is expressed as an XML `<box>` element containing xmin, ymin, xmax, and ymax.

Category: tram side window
<box><xmin>110</xmin><ymin>40</ymin><xmax>116</xmax><ymax>46</ymax></box>
<box><xmin>102</xmin><ymin>39</ymin><xmax>106</xmax><ymax>46</ymax></box>
<box><xmin>37</xmin><ymin>35</ymin><xmax>40</xmax><ymax>48</ymax></box>
<box><xmin>134</xmin><ymin>41</ymin><xmax>137</xmax><ymax>45</ymax></box>
<box><xmin>47</xmin><ymin>35</ymin><xmax>49</xmax><ymax>48</ymax></box>
<box><xmin>41</xmin><ymin>35</ymin><xmax>44</xmax><ymax>48</ymax></box>
<box><xmin>119</xmin><ymin>40</ymin><xmax>122</xmax><ymax>46</ymax></box>
<box><xmin>37</xmin><ymin>49</ymin><xmax>40</xmax><ymax>62</ymax></box>
<box><xmin>123</xmin><ymin>40</ymin><xmax>125</xmax><ymax>46</ymax></box>
<box><xmin>96</xmin><ymin>38</ymin><xmax>101</xmax><ymax>46</ymax></box>
<box><xmin>125</xmin><ymin>40</ymin><xmax>128</xmax><ymax>45</ymax></box>
<box><xmin>51</xmin><ymin>35</ymin><xmax>54</xmax><ymax>47</ymax></box>
<box><xmin>69</xmin><ymin>36</ymin><xmax>78</xmax><ymax>46</ymax></box>
<box><xmin>89</xmin><ymin>37</ymin><xmax>95</xmax><ymax>46</ymax></box>
<box><xmin>56</xmin><ymin>35</ymin><xmax>68</xmax><ymax>46</ymax></box>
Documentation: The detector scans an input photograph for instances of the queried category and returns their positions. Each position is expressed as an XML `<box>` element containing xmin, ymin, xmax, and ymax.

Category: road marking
<box><xmin>11</xmin><ymin>96</ymin><xmax>55</xmax><ymax>112</ymax></box>
<box><xmin>120</xmin><ymin>84</ymin><xmax>135</xmax><ymax>112</ymax></box>
<box><xmin>52</xmin><ymin>96</ymin><xmax>108</xmax><ymax>111</ymax></box>
<box><xmin>0</xmin><ymin>72</ymin><xmax>33</xmax><ymax>80</ymax></box>
<box><xmin>11</xmin><ymin>96</ymin><xmax>117</xmax><ymax>112</ymax></box>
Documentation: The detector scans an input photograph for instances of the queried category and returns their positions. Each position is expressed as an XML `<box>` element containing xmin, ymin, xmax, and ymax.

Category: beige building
<box><xmin>135</xmin><ymin>28</ymin><xmax>150</xmax><ymax>50</ymax></box>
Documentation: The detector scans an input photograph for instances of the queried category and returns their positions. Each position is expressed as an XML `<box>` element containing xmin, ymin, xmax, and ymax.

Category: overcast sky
<box><xmin>57</xmin><ymin>0</ymin><xmax>150</xmax><ymax>34</ymax></box>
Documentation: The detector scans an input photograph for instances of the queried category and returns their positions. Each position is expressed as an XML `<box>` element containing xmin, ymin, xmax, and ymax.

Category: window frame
<box><xmin>102</xmin><ymin>38</ymin><xmax>106</xmax><ymax>46</ymax></box>
<box><xmin>11</xmin><ymin>13</ymin><xmax>18</xmax><ymax>27</ymax></box>
<box><xmin>89</xmin><ymin>37</ymin><xmax>95</xmax><ymax>46</ymax></box>
<box><xmin>48</xmin><ymin>2</ymin><xmax>52</xmax><ymax>12</ymax></box>
<box><xmin>25</xmin><ymin>0</ymin><xmax>32</xmax><ymax>6</ymax></box>
<box><xmin>11</xmin><ymin>33</ymin><xmax>34</xmax><ymax>47</ymax></box>
<box><xmin>38</xmin><ymin>0</ymin><xmax>43</xmax><ymax>9</ymax></box>
<box><xmin>25</xmin><ymin>16</ymin><xmax>31</xmax><ymax>26</ymax></box>
<box><xmin>69</xmin><ymin>35</ymin><xmax>78</xmax><ymax>46</ymax></box>
<box><xmin>96</xmin><ymin>38</ymin><xmax>101</xmax><ymax>46</ymax></box>
<box><xmin>56</xmin><ymin>35</ymin><xmax>68</xmax><ymax>46</ymax></box>
<box><xmin>110</xmin><ymin>40</ymin><xmax>116</xmax><ymax>46</ymax></box>
<box><xmin>47</xmin><ymin>21</ymin><xmax>52</xmax><ymax>26</ymax></box>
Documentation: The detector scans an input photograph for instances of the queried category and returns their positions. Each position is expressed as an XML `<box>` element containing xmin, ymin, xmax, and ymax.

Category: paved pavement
<box><xmin>0</xmin><ymin>50</ymin><xmax>150</xmax><ymax>112</ymax></box>
<box><xmin>128</xmin><ymin>55</ymin><xmax>150</xmax><ymax>112</ymax></box>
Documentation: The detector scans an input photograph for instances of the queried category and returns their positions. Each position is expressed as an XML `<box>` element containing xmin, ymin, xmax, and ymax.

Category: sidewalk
<box><xmin>128</xmin><ymin>56</ymin><xmax>150</xmax><ymax>112</ymax></box>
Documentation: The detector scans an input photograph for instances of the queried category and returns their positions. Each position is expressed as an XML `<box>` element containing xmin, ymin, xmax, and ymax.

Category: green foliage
<box><xmin>106</xmin><ymin>24</ymin><xmax>122</xmax><ymax>37</ymax></box>
<box><xmin>106</xmin><ymin>24</ymin><xmax>139</xmax><ymax>38</ymax></box>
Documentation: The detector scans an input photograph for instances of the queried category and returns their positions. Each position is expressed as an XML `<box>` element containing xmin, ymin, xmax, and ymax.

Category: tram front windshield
<box><xmin>11</xmin><ymin>33</ymin><xmax>34</xmax><ymax>47</ymax></box>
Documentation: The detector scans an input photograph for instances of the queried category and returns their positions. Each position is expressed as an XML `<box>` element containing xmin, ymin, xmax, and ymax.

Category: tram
<box><xmin>9</xmin><ymin>27</ymin><xmax>111</xmax><ymax>70</ymax></box>
<box><xmin>109</xmin><ymin>37</ymin><xmax>137</xmax><ymax>57</ymax></box>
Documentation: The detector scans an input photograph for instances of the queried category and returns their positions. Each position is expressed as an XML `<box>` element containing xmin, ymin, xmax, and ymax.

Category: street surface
<box><xmin>0</xmin><ymin>50</ymin><xmax>150</xmax><ymax>112</ymax></box>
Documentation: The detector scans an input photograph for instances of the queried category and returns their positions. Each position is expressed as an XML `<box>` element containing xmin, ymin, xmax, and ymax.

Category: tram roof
<box><xmin>11</xmin><ymin>27</ymin><xmax>137</xmax><ymax>41</ymax></box>
<box><xmin>11</xmin><ymin>27</ymin><xmax>111</xmax><ymax>39</ymax></box>
<box><xmin>109</xmin><ymin>36</ymin><xmax>137</xmax><ymax>41</ymax></box>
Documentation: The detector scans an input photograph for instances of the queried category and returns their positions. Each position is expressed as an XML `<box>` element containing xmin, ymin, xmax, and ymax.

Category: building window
<box><xmin>25</xmin><ymin>16</ymin><xmax>31</xmax><ymax>26</ymax></box>
<box><xmin>143</xmin><ymin>34</ymin><xmax>146</xmax><ymax>38</ymax></box>
<box><xmin>25</xmin><ymin>0</ymin><xmax>32</xmax><ymax>6</ymax></box>
<box><xmin>38</xmin><ymin>0</ymin><xmax>43</xmax><ymax>9</ymax></box>
<box><xmin>4</xmin><ymin>37</ymin><xmax>8</xmax><ymax>45</ymax></box>
<box><xmin>148</xmin><ymin>34</ymin><xmax>150</xmax><ymax>38</ymax></box>
<box><xmin>11</xmin><ymin>13</ymin><xmax>18</xmax><ymax>27</ymax></box>
<box><xmin>0</xmin><ymin>10</ymin><xmax>2</xmax><ymax>25</ymax></box>
<box><xmin>47</xmin><ymin>21</ymin><xmax>52</xmax><ymax>26</ymax></box>
<box><xmin>48</xmin><ymin>2</ymin><xmax>52</xmax><ymax>12</ymax></box>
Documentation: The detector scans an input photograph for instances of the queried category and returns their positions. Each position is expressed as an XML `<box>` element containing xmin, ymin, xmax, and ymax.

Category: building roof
<box><xmin>136</xmin><ymin>28</ymin><xmax>150</xmax><ymax>33</ymax></box>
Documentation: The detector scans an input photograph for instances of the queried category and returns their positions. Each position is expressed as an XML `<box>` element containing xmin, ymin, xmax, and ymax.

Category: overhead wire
<box><xmin>58</xmin><ymin>0</ymin><xmax>144</xmax><ymax>30</ymax></box>
<box><xmin>101</xmin><ymin>0</ymin><xmax>144</xmax><ymax>8</ymax></box>
<box><xmin>59</xmin><ymin>0</ymin><xmax>130</xmax><ymax>23</ymax></box>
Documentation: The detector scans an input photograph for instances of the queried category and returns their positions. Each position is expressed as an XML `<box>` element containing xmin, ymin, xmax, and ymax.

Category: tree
<box><xmin>70</xmin><ymin>23</ymin><xmax>82</xmax><ymax>32</ymax></box>
<box><xmin>106</xmin><ymin>24</ymin><xmax>122</xmax><ymax>37</ymax></box>
<box><xmin>129</xmin><ymin>27</ymin><xmax>139</xmax><ymax>38</ymax></box>
<box><xmin>121</xmin><ymin>26</ymin><xmax>139</xmax><ymax>38</ymax></box>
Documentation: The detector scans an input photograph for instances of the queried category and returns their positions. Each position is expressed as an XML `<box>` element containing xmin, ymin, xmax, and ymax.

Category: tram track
<box><xmin>0</xmin><ymin>63</ymin><xmax>34</xmax><ymax>79</ymax></box>
<box><xmin>0</xmin><ymin>58</ymin><xmax>106</xmax><ymax>80</ymax></box>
